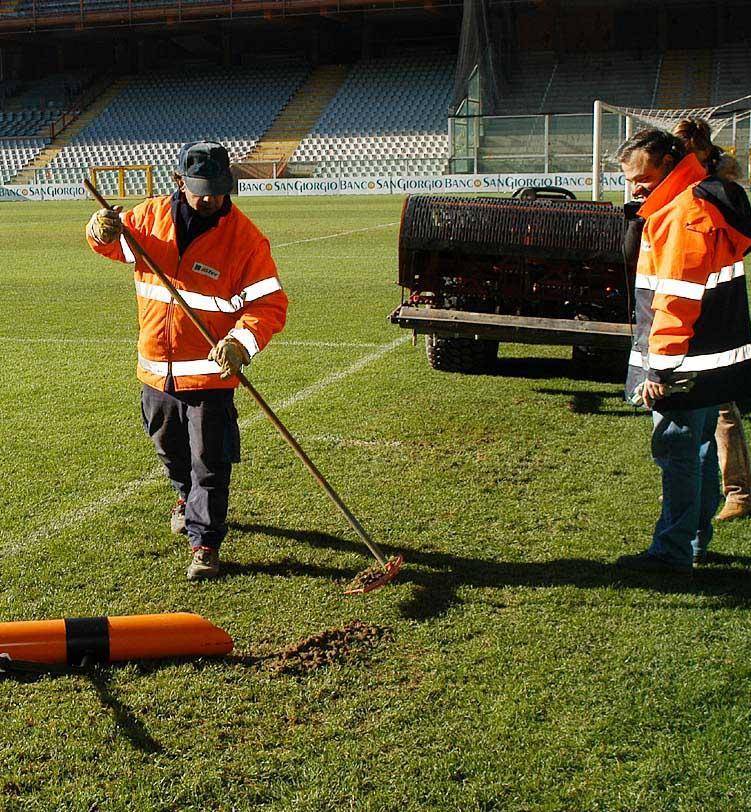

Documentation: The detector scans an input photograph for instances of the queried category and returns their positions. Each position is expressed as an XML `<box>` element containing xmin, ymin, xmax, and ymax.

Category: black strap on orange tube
<box><xmin>65</xmin><ymin>617</ymin><xmax>110</xmax><ymax>666</ymax></box>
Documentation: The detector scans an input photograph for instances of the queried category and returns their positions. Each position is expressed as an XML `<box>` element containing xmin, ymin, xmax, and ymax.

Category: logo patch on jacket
<box><xmin>192</xmin><ymin>261</ymin><xmax>220</xmax><ymax>280</ymax></box>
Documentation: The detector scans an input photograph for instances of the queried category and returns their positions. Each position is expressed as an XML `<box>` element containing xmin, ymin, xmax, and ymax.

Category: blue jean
<box><xmin>649</xmin><ymin>406</ymin><xmax>720</xmax><ymax>567</ymax></box>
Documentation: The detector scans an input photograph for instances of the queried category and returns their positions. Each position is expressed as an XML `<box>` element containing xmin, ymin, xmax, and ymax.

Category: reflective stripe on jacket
<box><xmin>626</xmin><ymin>153</ymin><xmax>751</xmax><ymax>408</ymax></box>
<box><xmin>87</xmin><ymin>195</ymin><xmax>288</xmax><ymax>391</ymax></box>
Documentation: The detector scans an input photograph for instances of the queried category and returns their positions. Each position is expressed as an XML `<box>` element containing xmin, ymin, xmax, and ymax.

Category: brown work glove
<box><xmin>208</xmin><ymin>337</ymin><xmax>251</xmax><ymax>380</ymax></box>
<box><xmin>87</xmin><ymin>206</ymin><xmax>123</xmax><ymax>244</ymax></box>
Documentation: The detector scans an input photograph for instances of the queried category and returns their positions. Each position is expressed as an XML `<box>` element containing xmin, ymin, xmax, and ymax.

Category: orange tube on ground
<box><xmin>0</xmin><ymin>619</ymin><xmax>68</xmax><ymax>664</ymax></box>
<box><xmin>0</xmin><ymin>613</ymin><xmax>233</xmax><ymax>665</ymax></box>
<box><xmin>107</xmin><ymin>613</ymin><xmax>233</xmax><ymax>661</ymax></box>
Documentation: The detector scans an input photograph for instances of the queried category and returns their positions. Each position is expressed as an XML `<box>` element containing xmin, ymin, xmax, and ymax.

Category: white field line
<box><xmin>0</xmin><ymin>336</ymin><xmax>134</xmax><ymax>344</ymax></box>
<box><xmin>299</xmin><ymin>434</ymin><xmax>404</xmax><ymax>450</ymax></box>
<box><xmin>274</xmin><ymin>339</ymin><xmax>384</xmax><ymax>349</ymax></box>
<box><xmin>2</xmin><ymin>224</ymin><xmax>398</xmax><ymax>347</ymax></box>
<box><xmin>238</xmin><ymin>335</ymin><xmax>408</xmax><ymax>428</ymax></box>
<box><xmin>0</xmin><ymin>337</ymin><xmax>384</xmax><ymax>349</ymax></box>
<box><xmin>274</xmin><ymin>221</ymin><xmax>399</xmax><ymax>249</ymax></box>
<box><xmin>0</xmin><ymin>335</ymin><xmax>409</xmax><ymax>554</ymax></box>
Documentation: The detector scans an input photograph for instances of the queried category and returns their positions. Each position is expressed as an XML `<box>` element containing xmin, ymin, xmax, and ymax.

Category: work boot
<box><xmin>615</xmin><ymin>551</ymin><xmax>693</xmax><ymax>576</ymax></box>
<box><xmin>171</xmin><ymin>499</ymin><xmax>187</xmax><ymax>535</ymax></box>
<box><xmin>187</xmin><ymin>546</ymin><xmax>220</xmax><ymax>581</ymax></box>
<box><xmin>716</xmin><ymin>500</ymin><xmax>751</xmax><ymax>521</ymax></box>
<box><xmin>188</xmin><ymin>547</ymin><xmax>219</xmax><ymax>581</ymax></box>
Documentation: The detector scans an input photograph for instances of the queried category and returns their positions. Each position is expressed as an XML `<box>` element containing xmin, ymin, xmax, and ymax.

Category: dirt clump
<box><xmin>267</xmin><ymin>620</ymin><xmax>390</xmax><ymax>676</ymax></box>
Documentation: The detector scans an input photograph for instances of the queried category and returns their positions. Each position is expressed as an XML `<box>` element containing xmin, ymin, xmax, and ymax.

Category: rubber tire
<box><xmin>425</xmin><ymin>334</ymin><xmax>499</xmax><ymax>374</ymax></box>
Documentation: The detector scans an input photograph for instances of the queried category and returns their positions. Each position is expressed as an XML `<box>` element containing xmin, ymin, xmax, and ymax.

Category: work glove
<box><xmin>86</xmin><ymin>206</ymin><xmax>123</xmax><ymax>245</ymax></box>
<box><xmin>629</xmin><ymin>373</ymin><xmax>696</xmax><ymax>408</ymax></box>
<box><xmin>208</xmin><ymin>337</ymin><xmax>251</xmax><ymax>380</ymax></box>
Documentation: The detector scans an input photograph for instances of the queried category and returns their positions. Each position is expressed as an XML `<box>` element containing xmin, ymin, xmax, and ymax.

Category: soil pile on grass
<box><xmin>267</xmin><ymin>620</ymin><xmax>389</xmax><ymax>676</ymax></box>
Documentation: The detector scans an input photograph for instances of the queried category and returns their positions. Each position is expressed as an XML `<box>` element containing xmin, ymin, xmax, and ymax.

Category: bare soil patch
<box><xmin>264</xmin><ymin>620</ymin><xmax>390</xmax><ymax>676</ymax></box>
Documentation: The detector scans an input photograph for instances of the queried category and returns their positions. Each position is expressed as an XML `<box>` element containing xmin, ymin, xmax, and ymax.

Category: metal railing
<box><xmin>449</xmin><ymin>110</ymin><xmax>751</xmax><ymax>180</ymax></box>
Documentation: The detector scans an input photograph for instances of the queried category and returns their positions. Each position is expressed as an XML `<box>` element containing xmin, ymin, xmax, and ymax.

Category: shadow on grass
<box><xmin>535</xmin><ymin>386</ymin><xmax>641</xmax><ymax>417</ymax></box>
<box><xmin>491</xmin><ymin>356</ymin><xmax>626</xmax><ymax>384</ymax></box>
<box><xmin>1</xmin><ymin>665</ymin><xmax>164</xmax><ymax>755</ymax></box>
<box><xmin>216</xmin><ymin>558</ymin><xmax>347</xmax><ymax>583</ymax></box>
<box><xmin>229</xmin><ymin>522</ymin><xmax>751</xmax><ymax>619</ymax></box>
<box><xmin>88</xmin><ymin>668</ymin><xmax>165</xmax><ymax>754</ymax></box>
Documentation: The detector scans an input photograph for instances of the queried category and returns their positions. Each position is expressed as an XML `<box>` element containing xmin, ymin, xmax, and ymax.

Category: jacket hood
<box><xmin>715</xmin><ymin>153</ymin><xmax>742</xmax><ymax>182</ymax></box>
<box><xmin>693</xmin><ymin>175</ymin><xmax>751</xmax><ymax>254</ymax></box>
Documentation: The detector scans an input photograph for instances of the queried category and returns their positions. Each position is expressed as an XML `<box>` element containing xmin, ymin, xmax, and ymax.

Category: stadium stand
<box><xmin>492</xmin><ymin>51</ymin><xmax>556</xmax><ymax>115</ymax></box>
<box><xmin>654</xmin><ymin>50</ymin><xmax>713</xmax><ymax>109</ymax></box>
<box><xmin>9</xmin><ymin>43</ymin><xmax>746</xmax><ymax>190</ymax></box>
<box><xmin>0</xmin><ymin>138</ymin><xmax>47</xmax><ymax>183</ymax></box>
<box><xmin>0</xmin><ymin>79</ymin><xmax>21</xmax><ymax>106</ymax></box>
<box><xmin>0</xmin><ymin>110</ymin><xmax>58</xmax><ymax>136</ymax></box>
<box><xmin>0</xmin><ymin>72</ymin><xmax>94</xmax><ymax>143</ymax></box>
<box><xmin>460</xmin><ymin>49</ymin><xmax>662</xmax><ymax>172</ymax></box>
<box><xmin>7</xmin><ymin>71</ymin><xmax>90</xmax><ymax>109</ymax></box>
<box><xmin>39</xmin><ymin>63</ymin><xmax>310</xmax><ymax>194</ymax></box>
<box><xmin>289</xmin><ymin>52</ymin><xmax>453</xmax><ymax>177</ymax></box>
<box><xmin>543</xmin><ymin>51</ymin><xmax>660</xmax><ymax>113</ymax></box>
<box><xmin>466</xmin><ymin>50</ymin><xmax>661</xmax><ymax>119</ymax></box>
<box><xmin>712</xmin><ymin>41</ymin><xmax>751</xmax><ymax>105</ymax></box>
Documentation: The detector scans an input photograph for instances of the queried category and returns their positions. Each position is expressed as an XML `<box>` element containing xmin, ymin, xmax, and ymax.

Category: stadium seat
<box><xmin>289</xmin><ymin>52</ymin><xmax>452</xmax><ymax>178</ymax></box>
<box><xmin>46</xmin><ymin>63</ymin><xmax>308</xmax><ymax>194</ymax></box>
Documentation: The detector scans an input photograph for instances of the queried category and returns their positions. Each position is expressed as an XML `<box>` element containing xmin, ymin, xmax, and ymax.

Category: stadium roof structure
<box><xmin>0</xmin><ymin>0</ymin><xmax>461</xmax><ymax>35</ymax></box>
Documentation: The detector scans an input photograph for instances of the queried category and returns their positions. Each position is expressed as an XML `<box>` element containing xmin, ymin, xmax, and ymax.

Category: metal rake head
<box><xmin>344</xmin><ymin>555</ymin><xmax>404</xmax><ymax>596</ymax></box>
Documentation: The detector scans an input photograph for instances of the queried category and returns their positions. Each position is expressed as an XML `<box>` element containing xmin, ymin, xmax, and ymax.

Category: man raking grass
<box><xmin>84</xmin><ymin>143</ymin><xmax>401</xmax><ymax>593</ymax></box>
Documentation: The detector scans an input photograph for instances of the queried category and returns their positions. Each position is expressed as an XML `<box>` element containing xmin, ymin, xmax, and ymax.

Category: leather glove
<box><xmin>87</xmin><ymin>207</ymin><xmax>123</xmax><ymax>244</ymax></box>
<box><xmin>208</xmin><ymin>337</ymin><xmax>251</xmax><ymax>380</ymax></box>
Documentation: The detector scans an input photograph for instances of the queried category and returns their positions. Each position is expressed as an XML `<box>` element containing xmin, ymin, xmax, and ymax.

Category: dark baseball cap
<box><xmin>178</xmin><ymin>141</ymin><xmax>233</xmax><ymax>196</ymax></box>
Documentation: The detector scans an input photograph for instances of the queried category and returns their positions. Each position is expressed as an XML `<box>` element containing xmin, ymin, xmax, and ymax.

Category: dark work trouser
<box><xmin>141</xmin><ymin>384</ymin><xmax>241</xmax><ymax>551</ymax></box>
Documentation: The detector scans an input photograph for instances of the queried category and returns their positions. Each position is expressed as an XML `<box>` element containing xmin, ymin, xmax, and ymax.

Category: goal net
<box><xmin>89</xmin><ymin>165</ymin><xmax>154</xmax><ymax>198</ymax></box>
<box><xmin>592</xmin><ymin>94</ymin><xmax>751</xmax><ymax>200</ymax></box>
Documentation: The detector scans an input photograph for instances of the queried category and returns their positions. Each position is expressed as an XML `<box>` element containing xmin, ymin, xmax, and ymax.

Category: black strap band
<box><xmin>65</xmin><ymin>617</ymin><xmax>110</xmax><ymax>666</ymax></box>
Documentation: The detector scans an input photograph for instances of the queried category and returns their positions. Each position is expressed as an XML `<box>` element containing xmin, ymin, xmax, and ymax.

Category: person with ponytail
<box><xmin>673</xmin><ymin>118</ymin><xmax>751</xmax><ymax>522</ymax></box>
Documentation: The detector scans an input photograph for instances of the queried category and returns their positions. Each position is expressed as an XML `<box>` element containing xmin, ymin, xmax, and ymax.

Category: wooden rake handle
<box><xmin>84</xmin><ymin>179</ymin><xmax>389</xmax><ymax>569</ymax></box>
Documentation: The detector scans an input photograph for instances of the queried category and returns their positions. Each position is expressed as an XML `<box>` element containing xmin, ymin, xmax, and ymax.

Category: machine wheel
<box><xmin>425</xmin><ymin>335</ymin><xmax>499</xmax><ymax>374</ymax></box>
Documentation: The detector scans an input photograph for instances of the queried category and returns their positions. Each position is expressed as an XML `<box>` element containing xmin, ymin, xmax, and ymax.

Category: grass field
<box><xmin>2</xmin><ymin>195</ymin><xmax>751</xmax><ymax>811</ymax></box>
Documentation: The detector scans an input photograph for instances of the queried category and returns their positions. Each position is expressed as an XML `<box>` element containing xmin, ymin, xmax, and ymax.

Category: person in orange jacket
<box><xmin>86</xmin><ymin>141</ymin><xmax>288</xmax><ymax>581</ymax></box>
<box><xmin>672</xmin><ymin>118</ymin><xmax>751</xmax><ymax>522</ymax></box>
<box><xmin>616</xmin><ymin>128</ymin><xmax>751</xmax><ymax>574</ymax></box>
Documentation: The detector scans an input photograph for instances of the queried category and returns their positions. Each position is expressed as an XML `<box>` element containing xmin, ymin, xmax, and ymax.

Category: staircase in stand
<box><xmin>654</xmin><ymin>49</ymin><xmax>713</xmax><ymax>110</ymax></box>
<box><xmin>11</xmin><ymin>77</ymin><xmax>129</xmax><ymax>184</ymax></box>
<box><xmin>238</xmin><ymin>64</ymin><xmax>349</xmax><ymax>179</ymax></box>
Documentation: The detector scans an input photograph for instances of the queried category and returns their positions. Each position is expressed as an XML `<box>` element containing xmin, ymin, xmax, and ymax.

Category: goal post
<box><xmin>89</xmin><ymin>164</ymin><xmax>154</xmax><ymax>198</ymax></box>
<box><xmin>592</xmin><ymin>95</ymin><xmax>751</xmax><ymax>202</ymax></box>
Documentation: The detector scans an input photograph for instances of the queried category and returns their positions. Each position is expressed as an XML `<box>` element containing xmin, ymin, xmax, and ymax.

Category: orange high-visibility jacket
<box><xmin>87</xmin><ymin>195</ymin><xmax>288</xmax><ymax>391</ymax></box>
<box><xmin>627</xmin><ymin>153</ymin><xmax>751</xmax><ymax>407</ymax></box>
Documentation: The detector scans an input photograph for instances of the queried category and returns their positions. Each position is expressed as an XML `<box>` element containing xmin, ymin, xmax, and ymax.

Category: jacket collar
<box><xmin>637</xmin><ymin>153</ymin><xmax>707</xmax><ymax>218</ymax></box>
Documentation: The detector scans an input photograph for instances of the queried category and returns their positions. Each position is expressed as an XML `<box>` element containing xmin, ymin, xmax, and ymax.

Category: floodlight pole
<box><xmin>592</xmin><ymin>99</ymin><xmax>602</xmax><ymax>201</ymax></box>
